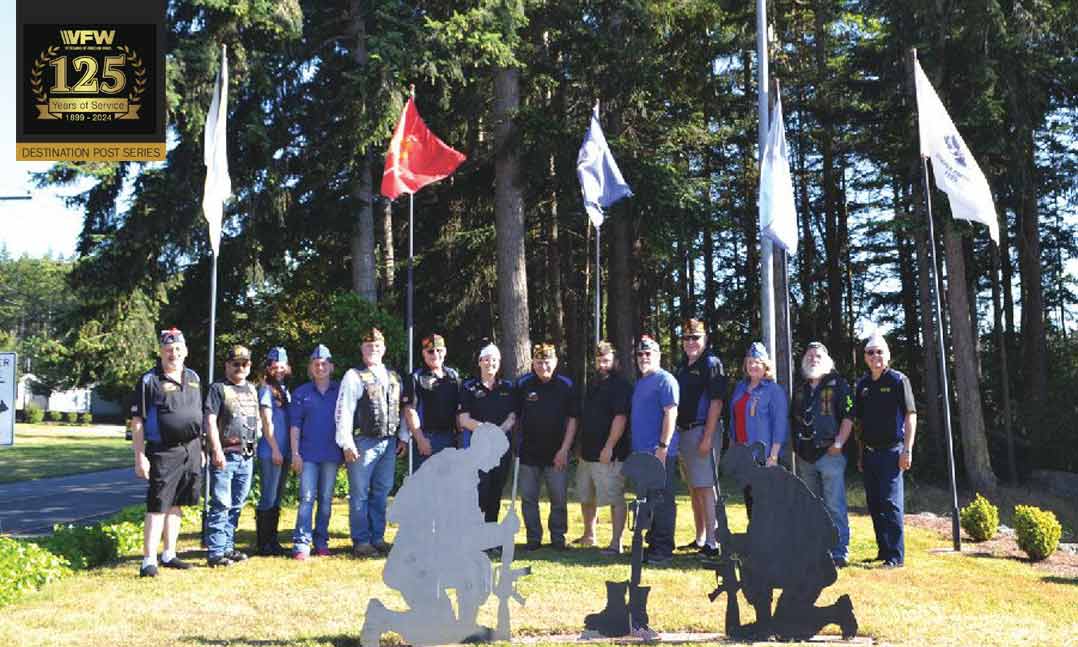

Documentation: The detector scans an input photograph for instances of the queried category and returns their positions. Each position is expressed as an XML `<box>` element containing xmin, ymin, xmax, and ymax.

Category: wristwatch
<box><xmin>657</xmin><ymin>440</ymin><xmax>668</xmax><ymax>449</ymax></box>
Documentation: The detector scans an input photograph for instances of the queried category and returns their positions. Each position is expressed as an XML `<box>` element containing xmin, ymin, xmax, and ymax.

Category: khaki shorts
<box><xmin>576</xmin><ymin>459</ymin><xmax>626</xmax><ymax>507</ymax></box>
<box><xmin>679</xmin><ymin>426</ymin><xmax>717</xmax><ymax>488</ymax></box>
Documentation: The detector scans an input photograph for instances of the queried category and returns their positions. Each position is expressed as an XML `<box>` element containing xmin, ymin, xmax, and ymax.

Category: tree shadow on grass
<box><xmin>1042</xmin><ymin>575</ymin><xmax>1077</xmax><ymax>586</ymax></box>
<box><xmin>182</xmin><ymin>635</ymin><xmax>363</xmax><ymax>646</ymax></box>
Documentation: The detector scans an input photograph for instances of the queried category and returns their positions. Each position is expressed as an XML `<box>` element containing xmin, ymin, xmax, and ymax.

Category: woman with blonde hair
<box><xmin>727</xmin><ymin>342</ymin><xmax>789</xmax><ymax>518</ymax></box>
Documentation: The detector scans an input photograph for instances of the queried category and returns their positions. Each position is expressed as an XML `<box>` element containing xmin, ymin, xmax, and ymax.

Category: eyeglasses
<box><xmin>681</xmin><ymin>335</ymin><xmax>702</xmax><ymax>341</ymax></box>
<box><xmin>864</xmin><ymin>349</ymin><xmax>885</xmax><ymax>356</ymax></box>
<box><xmin>424</xmin><ymin>348</ymin><xmax>444</xmax><ymax>354</ymax></box>
<box><xmin>229</xmin><ymin>360</ymin><xmax>251</xmax><ymax>367</ymax></box>
<box><xmin>636</xmin><ymin>351</ymin><xmax>654</xmax><ymax>357</ymax></box>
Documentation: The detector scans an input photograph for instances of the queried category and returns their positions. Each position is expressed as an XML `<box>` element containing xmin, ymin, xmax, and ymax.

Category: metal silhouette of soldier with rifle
<box><xmin>361</xmin><ymin>423</ymin><xmax>528</xmax><ymax>646</ymax></box>
<box><xmin>705</xmin><ymin>442</ymin><xmax>858</xmax><ymax>641</ymax></box>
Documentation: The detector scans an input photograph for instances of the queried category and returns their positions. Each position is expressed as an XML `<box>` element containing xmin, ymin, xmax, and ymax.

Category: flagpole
<box><xmin>594</xmin><ymin>224</ymin><xmax>601</xmax><ymax>348</ymax></box>
<box><xmin>407</xmin><ymin>191</ymin><xmax>415</xmax><ymax>477</ymax></box>
<box><xmin>756</xmin><ymin>0</ymin><xmax>775</xmax><ymax>357</ymax></box>
<box><xmin>201</xmin><ymin>250</ymin><xmax>217</xmax><ymax>547</ymax></box>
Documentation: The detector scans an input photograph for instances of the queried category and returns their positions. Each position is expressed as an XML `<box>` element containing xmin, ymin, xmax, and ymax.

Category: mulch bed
<box><xmin>906</xmin><ymin>512</ymin><xmax>1078</xmax><ymax>579</ymax></box>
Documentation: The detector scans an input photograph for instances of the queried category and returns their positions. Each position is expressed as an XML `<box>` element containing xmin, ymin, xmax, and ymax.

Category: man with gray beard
<box><xmin>791</xmin><ymin>342</ymin><xmax>853</xmax><ymax>567</ymax></box>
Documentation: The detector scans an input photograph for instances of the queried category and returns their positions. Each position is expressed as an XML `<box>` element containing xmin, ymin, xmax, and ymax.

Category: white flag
<box><xmin>758</xmin><ymin>94</ymin><xmax>798</xmax><ymax>255</ymax></box>
<box><xmin>914</xmin><ymin>58</ymin><xmax>999</xmax><ymax>243</ymax></box>
<box><xmin>202</xmin><ymin>45</ymin><xmax>231</xmax><ymax>256</ymax></box>
<box><xmin>577</xmin><ymin>102</ymin><xmax>632</xmax><ymax>228</ymax></box>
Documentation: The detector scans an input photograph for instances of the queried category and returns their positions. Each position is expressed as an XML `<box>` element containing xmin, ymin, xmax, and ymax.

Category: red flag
<box><xmin>381</xmin><ymin>96</ymin><xmax>466</xmax><ymax>200</ymax></box>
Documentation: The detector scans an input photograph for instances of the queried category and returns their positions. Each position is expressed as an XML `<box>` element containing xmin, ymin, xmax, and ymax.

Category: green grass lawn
<box><xmin>0</xmin><ymin>482</ymin><xmax>1074</xmax><ymax>647</ymax></box>
<box><xmin>0</xmin><ymin>425</ymin><xmax>130</xmax><ymax>483</ymax></box>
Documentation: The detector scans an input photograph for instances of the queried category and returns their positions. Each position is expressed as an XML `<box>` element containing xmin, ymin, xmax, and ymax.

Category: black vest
<box><xmin>350</xmin><ymin>366</ymin><xmax>401</xmax><ymax>438</ymax></box>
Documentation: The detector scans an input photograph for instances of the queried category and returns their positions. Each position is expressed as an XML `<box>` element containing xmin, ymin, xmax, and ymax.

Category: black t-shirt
<box><xmin>460</xmin><ymin>377</ymin><xmax>517</xmax><ymax>426</ymax></box>
<box><xmin>516</xmin><ymin>372</ymin><xmax>580</xmax><ymax>467</ymax></box>
<box><xmin>852</xmin><ymin>368</ymin><xmax>916</xmax><ymax>448</ymax></box>
<box><xmin>204</xmin><ymin>380</ymin><xmax>261</xmax><ymax>450</ymax></box>
<box><xmin>580</xmin><ymin>372</ymin><xmax>632</xmax><ymax>462</ymax></box>
<box><xmin>402</xmin><ymin>366</ymin><xmax>462</xmax><ymax>431</ymax></box>
<box><xmin>675</xmin><ymin>350</ymin><xmax>727</xmax><ymax>428</ymax></box>
<box><xmin>132</xmin><ymin>365</ymin><xmax>202</xmax><ymax>446</ymax></box>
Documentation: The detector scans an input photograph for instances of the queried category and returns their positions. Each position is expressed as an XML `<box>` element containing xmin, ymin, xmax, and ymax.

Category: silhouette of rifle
<box><xmin>702</xmin><ymin>446</ymin><xmax>741</xmax><ymax>634</ymax></box>
<box><xmin>494</xmin><ymin>455</ymin><xmax>530</xmax><ymax>640</ymax></box>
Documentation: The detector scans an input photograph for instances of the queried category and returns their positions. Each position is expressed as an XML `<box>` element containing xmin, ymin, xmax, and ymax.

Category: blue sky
<box><xmin>1</xmin><ymin>4</ymin><xmax>86</xmax><ymax>259</ymax></box>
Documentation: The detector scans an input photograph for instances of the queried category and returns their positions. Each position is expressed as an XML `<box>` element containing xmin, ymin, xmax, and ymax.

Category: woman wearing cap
<box><xmin>289</xmin><ymin>345</ymin><xmax>342</xmax><ymax>559</ymax></box>
<box><xmin>727</xmin><ymin>342</ymin><xmax>789</xmax><ymax>518</ymax></box>
<box><xmin>255</xmin><ymin>347</ymin><xmax>292</xmax><ymax>556</ymax></box>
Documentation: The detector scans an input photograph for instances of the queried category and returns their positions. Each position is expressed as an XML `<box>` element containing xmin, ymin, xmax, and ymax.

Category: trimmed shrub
<box><xmin>43</xmin><ymin>520</ymin><xmax>142</xmax><ymax>570</ymax></box>
<box><xmin>64</xmin><ymin>412</ymin><xmax>79</xmax><ymax>424</ymax></box>
<box><xmin>46</xmin><ymin>410</ymin><xmax>63</xmax><ymax>423</ymax></box>
<box><xmin>25</xmin><ymin>406</ymin><xmax>44</xmax><ymax>424</ymax></box>
<box><xmin>960</xmin><ymin>493</ymin><xmax>999</xmax><ymax>542</ymax></box>
<box><xmin>78</xmin><ymin>412</ymin><xmax>93</xmax><ymax>425</ymax></box>
<box><xmin>0</xmin><ymin>536</ymin><xmax>70</xmax><ymax>607</ymax></box>
<box><xmin>1013</xmin><ymin>505</ymin><xmax>1063</xmax><ymax>561</ymax></box>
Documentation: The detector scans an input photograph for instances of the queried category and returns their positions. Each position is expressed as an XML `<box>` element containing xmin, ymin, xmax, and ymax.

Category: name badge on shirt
<box><xmin>526</xmin><ymin>391</ymin><xmax>539</xmax><ymax>402</ymax></box>
<box><xmin>419</xmin><ymin>375</ymin><xmax>436</xmax><ymax>390</ymax></box>
<box><xmin>750</xmin><ymin>396</ymin><xmax>759</xmax><ymax>417</ymax></box>
<box><xmin>162</xmin><ymin>382</ymin><xmax>178</xmax><ymax>393</ymax></box>
<box><xmin>474</xmin><ymin>389</ymin><xmax>487</xmax><ymax>399</ymax></box>
<box><xmin>880</xmin><ymin>387</ymin><xmax>892</xmax><ymax>393</ymax></box>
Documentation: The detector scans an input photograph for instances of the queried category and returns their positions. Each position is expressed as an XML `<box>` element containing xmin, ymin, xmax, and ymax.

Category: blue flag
<box><xmin>577</xmin><ymin>103</ymin><xmax>632</xmax><ymax>228</ymax></box>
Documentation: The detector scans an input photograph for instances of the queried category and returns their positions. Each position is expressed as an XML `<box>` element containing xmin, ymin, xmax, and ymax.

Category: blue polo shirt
<box><xmin>132</xmin><ymin>365</ymin><xmax>203</xmax><ymax>446</ymax></box>
<box><xmin>630</xmin><ymin>368</ymin><xmax>680</xmax><ymax>457</ymax></box>
<box><xmin>675</xmin><ymin>351</ymin><xmax>727</xmax><ymax>428</ymax></box>
<box><xmin>257</xmin><ymin>383</ymin><xmax>291</xmax><ymax>460</ymax></box>
<box><xmin>852</xmin><ymin>368</ymin><xmax>916</xmax><ymax>449</ymax></box>
<box><xmin>290</xmin><ymin>380</ymin><xmax>343</xmax><ymax>463</ymax></box>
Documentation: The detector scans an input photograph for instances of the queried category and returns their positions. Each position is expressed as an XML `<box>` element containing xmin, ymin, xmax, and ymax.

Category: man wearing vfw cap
<box><xmin>516</xmin><ymin>342</ymin><xmax>580</xmax><ymax>551</ymax></box>
<box><xmin>573</xmin><ymin>341</ymin><xmax>631</xmax><ymax>555</ymax></box>
<box><xmin>335</xmin><ymin>327</ymin><xmax>406</xmax><ymax>557</ymax></box>
<box><xmin>402</xmin><ymin>333</ymin><xmax>462</xmax><ymax>472</ymax></box>
<box><xmin>289</xmin><ymin>344</ymin><xmax>342</xmax><ymax>559</ymax></box>
<box><xmin>674</xmin><ymin>319</ymin><xmax>727</xmax><ymax>557</ymax></box>
<box><xmin>843</xmin><ymin>332</ymin><xmax>916</xmax><ymax>568</ymax></box>
<box><xmin>130</xmin><ymin>327</ymin><xmax>204</xmax><ymax>577</ymax></box>
<box><xmin>204</xmin><ymin>344</ymin><xmax>262</xmax><ymax>567</ymax></box>
<box><xmin>792</xmin><ymin>342</ymin><xmax>854</xmax><ymax>567</ymax></box>
<box><xmin>629</xmin><ymin>335</ymin><xmax>680</xmax><ymax>564</ymax></box>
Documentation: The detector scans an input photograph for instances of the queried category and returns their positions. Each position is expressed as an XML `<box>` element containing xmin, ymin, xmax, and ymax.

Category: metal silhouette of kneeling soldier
<box><xmin>360</xmin><ymin>423</ymin><xmax>527</xmax><ymax>646</ymax></box>
<box><xmin>709</xmin><ymin>442</ymin><xmax>858</xmax><ymax>641</ymax></box>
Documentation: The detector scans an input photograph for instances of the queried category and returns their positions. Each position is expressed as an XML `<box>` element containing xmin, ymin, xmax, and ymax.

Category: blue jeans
<box><xmin>411</xmin><ymin>429</ymin><xmax>456</xmax><ymax>472</ymax></box>
<box><xmin>256</xmin><ymin>453</ymin><xmax>290</xmax><ymax>511</ymax></box>
<box><xmin>293</xmin><ymin>460</ymin><xmax>339</xmax><ymax>552</ymax></box>
<box><xmin>345</xmin><ymin>436</ymin><xmax>395</xmax><ymax>545</ymax></box>
<box><xmin>863</xmin><ymin>445</ymin><xmax>904</xmax><ymax>564</ymax></box>
<box><xmin>207</xmin><ymin>452</ymin><xmax>254</xmax><ymax>558</ymax></box>
<box><xmin>796</xmin><ymin>452</ymin><xmax>850</xmax><ymax>560</ymax></box>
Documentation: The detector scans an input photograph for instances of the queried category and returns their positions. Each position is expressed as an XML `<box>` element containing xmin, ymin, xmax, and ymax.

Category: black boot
<box><xmin>266</xmin><ymin>507</ymin><xmax>287</xmax><ymax>556</ymax></box>
<box><xmin>255</xmin><ymin>509</ymin><xmax>271</xmax><ymax>556</ymax></box>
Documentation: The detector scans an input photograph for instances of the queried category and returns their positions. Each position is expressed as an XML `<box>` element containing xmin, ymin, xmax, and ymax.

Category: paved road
<box><xmin>0</xmin><ymin>467</ymin><xmax>145</xmax><ymax>536</ymax></box>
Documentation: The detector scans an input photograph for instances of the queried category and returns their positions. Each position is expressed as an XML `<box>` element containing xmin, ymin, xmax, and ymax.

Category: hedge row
<box><xmin>22</xmin><ymin>406</ymin><xmax>93</xmax><ymax>425</ymax></box>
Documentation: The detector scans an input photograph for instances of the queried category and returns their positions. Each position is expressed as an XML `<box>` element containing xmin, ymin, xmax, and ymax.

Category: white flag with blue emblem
<box><xmin>577</xmin><ymin>102</ymin><xmax>632</xmax><ymax>228</ymax></box>
<box><xmin>914</xmin><ymin>58</ymin><xmax>999</xmax><ymax>243</ymax></box>
<box><xmin>202</xmin><ymin>45</ymin><xmax>231</xmax><ymax>256</ymax></box>
<box><xmin>758</xmin><ymin>94</ymin><xmax>798</xmax><ymax>255</ymax></box>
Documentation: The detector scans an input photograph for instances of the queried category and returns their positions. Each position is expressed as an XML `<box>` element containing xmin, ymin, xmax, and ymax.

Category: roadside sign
<box><xmin>0</xmin><ymin>352</ymin><xmax>14</xmax><ymax>446</ymax></box>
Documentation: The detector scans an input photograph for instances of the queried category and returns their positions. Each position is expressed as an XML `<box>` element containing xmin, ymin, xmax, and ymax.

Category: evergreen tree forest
<box><xmin>29</xmin><ymin>0</ymin><xmax>1078</xmax><ymax>492</ymax></box>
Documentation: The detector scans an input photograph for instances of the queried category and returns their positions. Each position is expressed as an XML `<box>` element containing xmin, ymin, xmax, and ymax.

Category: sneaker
<box><xmin>600</xmin><ymin>545</ymin><xmax>622</xmax><ymax>556</ymax></box>
<box><xmin>352</xmin><ymin>543</ymin><xmax>378</xmax><ymax>557</ymax></box>
<box><xmin>571</xmin><ymin>535</ymin><xmax>596</xmax><ymax>547</ymax></box>
<box><xmin>678</xmin><ymin>540</ymin><xmax>704</xmax><ymax>551</ymax></box>
<box><xmin>882</xmin><ymin>559</ymin><xmax>903</xmax><ymax>569</ymax></box>
<box><xmin>292</xmin><ymin>550</ymin><xmax>308</xmax><ymax>561</ymax></box>
<box><xmin>522</xmin><ymin>541</ymin><xmax>542</xmax><ymax>552</ymax></box>
<box><xmin>139</xmin><ymin>563</ymin><xmax>158</xmax><ymax>578</ymax></box>
<box><xmin>372</xmin><ymin>541</ymin><xmax>391</xmax><ymax>555</ymax></box>
<box><xmin>699</xmin><ymin>545</ymin><xmax>720</xmax><ymax>558</ymax></box>
<box><xmin>226</xmin><ymin>550</ymin><xmax>248</xmax><ymax>562</ymax></box>
<box><xmin>314</xmin><ymin>546</ymin><xmax>331</xmax><ymax>557</ymax></box>
<box><xmin>631</xmin><ymin>625</ymin><xmax>660</xmax><ymax>641</ymax></box>
<box><xmin>161</xmin><ymin>556</ymin><xmax>193</xmax><ymax>570</ymax></box>
<box><xmin>207</xmin><ymin>555</ymin><xmax>233</xmax><ymax>568</ymax></box>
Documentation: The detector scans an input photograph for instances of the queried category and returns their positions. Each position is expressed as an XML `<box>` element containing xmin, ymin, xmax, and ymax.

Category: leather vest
<box><xmin>796</xmin><ymin>376</ymin><xmax>840</xmax><ymax>447</ymax></box>
<box><xmin>351</xmin><ymin>366</ymin><xmax>401</xmax><ymax>438</ymax></box>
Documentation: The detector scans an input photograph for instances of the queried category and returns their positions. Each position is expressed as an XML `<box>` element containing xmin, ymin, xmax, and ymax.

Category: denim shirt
<box><xmin>727</xmin><ymin>378</ymin><xmax>789</xmax><ymax>450</ymax></box>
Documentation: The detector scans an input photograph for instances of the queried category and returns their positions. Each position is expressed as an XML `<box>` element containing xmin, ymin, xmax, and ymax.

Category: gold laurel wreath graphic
<box><xmin>118</xmin><ymin>46</ymin><xmax>147</xmax><ymax>102</ymax></box>
<box><xmin>30</xmin><ymin>46</ymin><xmax>60</xmax><ymax>103</ymax></box>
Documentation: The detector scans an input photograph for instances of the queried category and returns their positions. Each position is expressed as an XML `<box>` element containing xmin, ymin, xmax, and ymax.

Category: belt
<box><xmin>864</xmin><ymin>442</ymin><xmax>902</xmax><ymax>452</ymax></box>
<box><xmin>677</xmin><ymin>423</ymin><xmax>706</xmax><ymax>432</ymax></box>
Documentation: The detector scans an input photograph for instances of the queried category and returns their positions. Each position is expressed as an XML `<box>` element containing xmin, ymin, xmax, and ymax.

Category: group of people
<box><xmin>130</xmin><ymin>318</ymin><xmax>917</xmax><ymax>577</ymax></box>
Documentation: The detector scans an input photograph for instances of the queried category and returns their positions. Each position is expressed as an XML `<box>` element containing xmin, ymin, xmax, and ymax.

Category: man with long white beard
<box><xmin>791</xmin><ymin>342</ymin><xmax>853</xmax><ymax>567</ymax></box>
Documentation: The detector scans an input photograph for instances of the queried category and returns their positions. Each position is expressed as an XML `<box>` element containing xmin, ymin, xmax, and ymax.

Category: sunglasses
<box><xmin>864</xmin><ymin>349</ymin><xmax>885</xmax><ymax>356</ymax></box>
<box><xmin>229</xmin><ymin>360</ymin><xmax>251</xmax><ymax>367</ymax></box>
<box><xmin>636</xmin><ymin>351</ymin><xmax>655</xmax><ymax>357</ymax></box>
<box><xmin>681</xmin><ymin>335</ymin><xmax>702</xmax><ymax>341</ymax></box>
